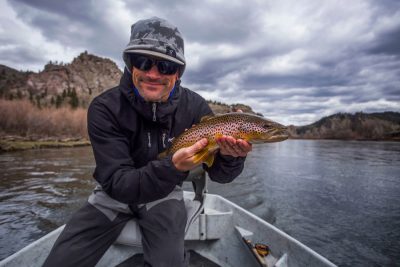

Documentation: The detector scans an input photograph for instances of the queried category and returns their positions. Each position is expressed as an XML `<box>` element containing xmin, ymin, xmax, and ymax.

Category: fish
<box><xmin>161</xmin><ymin>112</ymin><xmax>289</xmax><ymax>167</ymax></box>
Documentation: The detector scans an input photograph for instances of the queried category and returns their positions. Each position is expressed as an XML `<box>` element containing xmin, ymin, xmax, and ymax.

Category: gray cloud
<box><xmin>9</xmin><ymin>0</ymin><xmax>127</xmax><ymax>60</ymax></box>
<box><xmin>368</xmin><ymin>27</ymin><xmax>400</xmax><ymax>56</ymax></box>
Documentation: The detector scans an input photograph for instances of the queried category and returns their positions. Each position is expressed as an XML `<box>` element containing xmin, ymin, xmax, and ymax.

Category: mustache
<box><xmin>140</xmin><ymin>77</ymin><xmax>166</xmax><ymax>84</ymax></box>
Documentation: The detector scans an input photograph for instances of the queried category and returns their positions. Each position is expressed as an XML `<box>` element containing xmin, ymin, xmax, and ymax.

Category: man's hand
<box><xmin>172</xmin><ymin>138</ymin><xmax>208</xmax><ymax>172</ymax></box>
<box><xmin>216</xmin><ymin>135</ymin><xmax>252</xmax><ymax>157</ymax></box>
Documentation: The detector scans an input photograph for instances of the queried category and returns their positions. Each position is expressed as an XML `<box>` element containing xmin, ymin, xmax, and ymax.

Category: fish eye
<box><xmin>262</xmin><ymin>124</ymin><xmax>272</xmax><ymax>129</ymax></box>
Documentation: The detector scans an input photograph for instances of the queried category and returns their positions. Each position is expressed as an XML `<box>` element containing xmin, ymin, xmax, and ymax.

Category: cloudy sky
<box><xmin>1</xmin><ymin>0</ymin><xmax>399</xmax><ymax>125</ymax></box>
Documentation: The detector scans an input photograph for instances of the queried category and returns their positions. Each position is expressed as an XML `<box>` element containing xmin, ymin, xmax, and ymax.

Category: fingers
<box><xmin>188</xmin><ymin>138</ymin><xmax>208</xmax><ymax>154</ymax></box>
<box><xmin>216</xmin><ymin>135</ymin><xmax>252</xmax><ymax>157</ymax></box>
<box><xmin>237</xmin><ymin>139</ymin><xmax>252</xmax><ymax>155</ymax></box>
<box><xmin>217</xmin><ymin>136</ymin><xmax>237</xmax><ymax>155</ymax></box>
<box><xmin>172</xmin><ymin>138</ymin><xmax>208</xmax><ymax>172</ymax></box>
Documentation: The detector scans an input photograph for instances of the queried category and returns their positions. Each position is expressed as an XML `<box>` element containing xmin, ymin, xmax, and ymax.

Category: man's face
<box><xmin>132</xmin><ymin>57</ymin><xmax>179</xmax><ymax>102</ymax></box>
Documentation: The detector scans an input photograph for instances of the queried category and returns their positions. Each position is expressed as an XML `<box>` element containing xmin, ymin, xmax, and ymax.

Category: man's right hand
<box><xmin>172</xmin><ymin>138</ymin><xmax>208</xmax><ymax>172</ymax></box>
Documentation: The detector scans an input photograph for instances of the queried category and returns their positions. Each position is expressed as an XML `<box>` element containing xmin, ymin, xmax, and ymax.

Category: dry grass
<box><xmin>0</xmin><ymin>99</ymin><xmax>88</xmax><ymax>140</ymax></box>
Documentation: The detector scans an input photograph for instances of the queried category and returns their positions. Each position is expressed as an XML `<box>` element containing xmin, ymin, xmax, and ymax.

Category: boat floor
<box><xmin>116</xmin><ymin>250</ymin><xmax>220</xmax><ymax>267</ymax></box>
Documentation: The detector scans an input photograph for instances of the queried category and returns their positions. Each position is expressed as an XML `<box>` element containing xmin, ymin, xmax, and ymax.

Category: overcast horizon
<box><xmin>1</xmin><ymin>0</ymin><xmax>399</xmax><ymax>125</ymax></box>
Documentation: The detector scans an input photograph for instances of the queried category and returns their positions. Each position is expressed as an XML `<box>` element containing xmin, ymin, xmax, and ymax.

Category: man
<box><xmin>43</xmin><ymin>17</ymin><xmax>251</xmax><ymax>267</ymax></box>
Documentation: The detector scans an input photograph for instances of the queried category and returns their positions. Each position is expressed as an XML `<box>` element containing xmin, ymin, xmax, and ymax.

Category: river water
<box><xmin>0</xmin><ymin>140</ymin><xmax>399</xmax><ymax>266</ymax></box>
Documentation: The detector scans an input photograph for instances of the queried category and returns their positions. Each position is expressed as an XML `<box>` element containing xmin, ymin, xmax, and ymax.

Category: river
<box><xmin>0</xmin><ymin>140</ymin><xmax>399</xmax><ymax>266</ymax></box>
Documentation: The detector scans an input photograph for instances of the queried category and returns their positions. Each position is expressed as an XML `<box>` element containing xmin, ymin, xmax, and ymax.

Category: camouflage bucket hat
<box><xmin>123</xmin><ymin>17</ymin><xmax>186</xmax><ymax>76</ymax></box>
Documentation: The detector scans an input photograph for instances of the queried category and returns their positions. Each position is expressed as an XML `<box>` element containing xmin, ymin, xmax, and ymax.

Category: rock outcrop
<box><xmin>0</xmin><ymin>51</ymin><xmax>122</xmax><ymax>108</ymax></box>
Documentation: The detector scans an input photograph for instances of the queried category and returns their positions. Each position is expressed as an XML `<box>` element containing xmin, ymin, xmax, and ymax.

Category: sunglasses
<box><xmin>131</xmin><ymin>55</ymin><xmax>180</xmax><ymax>75</ymax></box>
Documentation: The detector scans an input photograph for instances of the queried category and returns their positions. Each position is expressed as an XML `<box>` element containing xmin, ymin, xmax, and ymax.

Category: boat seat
<box><xmin>184</xmin><ymin>206</ymin><xmax>233</xmax><ymax>240</ymax></box>
<box><xmin>115</xmin><ymin>167</ymin><xmax>233</xmax><ymax>246</ymax></box>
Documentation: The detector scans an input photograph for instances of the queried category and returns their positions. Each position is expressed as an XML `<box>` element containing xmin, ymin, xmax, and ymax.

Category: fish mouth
<box><xmin>251</xmin><ymin>127</ymin><xmax>289</xmax><ymax>143</ymax></box>
<box><xmin>268</xmin><ymin>134</ymin><xmax>289</xmax><ymax>142</ymax></box>
<box><xmin>270</xmin><ymin>127</ymin><xmax>289</xmax><ymax>141</ymax></box>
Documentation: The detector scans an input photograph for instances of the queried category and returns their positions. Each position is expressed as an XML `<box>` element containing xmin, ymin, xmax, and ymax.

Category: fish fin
<box><xmin>214</xmin><ymin>133</ymin><xmax>223</xmax><ymax>139</ymax></box>
<box><xmin>193</xmin><ymin>145</ymin><xmax>217</xmax><ymax>167</ymax></box>
<box><xmin>200</xmin><ymin>115</ymin><xmax>214</xmax><ymax>122</ymax></box>
<box><xmin>204</xmin><ymin>153</ymin><xmax>215</xmax><ymax>167</ymax></box>
<box><xmin>192</xmin><ymin>147</ymin><xmax>210</xmax><ymax>164</ymax></box>
<box><xmin>158</xmin><ymin>150</ymin><xmax>168</xmax><ymax>159</ymax></box>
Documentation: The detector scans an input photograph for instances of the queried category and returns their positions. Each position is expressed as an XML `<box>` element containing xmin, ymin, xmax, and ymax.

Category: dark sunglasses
<box><xmin>131</xmin><ymin>55</ymin><xmax>180</xmax><ymax>75</ymax></box>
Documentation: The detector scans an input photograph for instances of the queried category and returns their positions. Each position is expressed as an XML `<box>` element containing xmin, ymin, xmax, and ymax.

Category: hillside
<box><xmin>0</xmin><ymin>51</ymin><xmax>122</xmax><ymax>108</ymax></box>
<box><xmin>288</xmin><ymin>112</ymin><xmax>400</xmax><ymax>140</ymax></box>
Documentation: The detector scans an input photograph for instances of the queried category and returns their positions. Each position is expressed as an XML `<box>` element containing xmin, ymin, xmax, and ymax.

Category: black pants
<box><xmin>43</xmin><ymin>199</ymin><xmax>188</xmax><ymax>267</ymax></box>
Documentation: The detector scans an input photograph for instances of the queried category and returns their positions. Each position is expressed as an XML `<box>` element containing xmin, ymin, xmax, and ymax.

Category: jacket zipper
<box><xmin>147</xmin><ymin>132</ymin><xmax>151</xmax><ymax>148</ymax></box>
<box><xmin>162</xmin><ymin>133</ymin><xmax>166</xmax><ymax>149</ymax></box>
<box><xmin>152</xmin><ymin>103</ymin><xmax>157</xmax><ymax>122</ymax></box>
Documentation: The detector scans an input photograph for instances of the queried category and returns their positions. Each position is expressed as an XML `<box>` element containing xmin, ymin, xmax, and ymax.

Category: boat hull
<box><xmin>0</xmin><ymin>192</ymin><xmax>336</xmax><ymax>267</ymax></box>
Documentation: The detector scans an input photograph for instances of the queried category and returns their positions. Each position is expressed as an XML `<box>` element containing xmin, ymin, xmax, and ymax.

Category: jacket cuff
<box><xmin>156</xmin><ymin>155</ymin><xmax>189</xmax><ymax>183</ymax></box>
<box><xmin>217</xmin><ymin>153</ymin><xmax>246</xmax><ymax>164</ymax></box>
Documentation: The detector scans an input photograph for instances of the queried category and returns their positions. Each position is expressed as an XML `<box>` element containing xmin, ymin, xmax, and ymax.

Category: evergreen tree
<box><xmin>36</xmin><ymin>95</ymin><xmax>41</xmax><ymax>109</ymax></box>
<box><xmin>56</xmin><ymin>95</ymin><xmax>63</xmax><ymax>108</ymax></box>
<box><xmin>69</xmin><ymin>88</ymin><xmax>79</xmax><ymax>108</ymax></box>
<box><xmin>29</xmin><ymin>91</ymin><xmax>34</xmax><ymax>103</ymax></box>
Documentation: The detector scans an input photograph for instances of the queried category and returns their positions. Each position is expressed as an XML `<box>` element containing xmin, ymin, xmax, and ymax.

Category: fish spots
<box><xmin>167</xmin><ymin>113</ymin><xmax>288</xmax><ymax>154</ymax></box>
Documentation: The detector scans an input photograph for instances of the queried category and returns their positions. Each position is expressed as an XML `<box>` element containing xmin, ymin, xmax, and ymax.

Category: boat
<box><xmin>0</xmin><ymin>168</ymin><xmax>337</xmax><ymax>267</ymax></box>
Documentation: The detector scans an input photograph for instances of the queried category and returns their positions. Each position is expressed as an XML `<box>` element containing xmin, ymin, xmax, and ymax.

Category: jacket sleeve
<box><xmin>88</xmin><ymin>100</ymin><xmax>189</xmax><ymax>205</ymax></box>
<box><xmin>195</xmin><ymin>99</ymin><xmax>246</xmax><ymax>183</ymax></box>
<box><xmin>205</xmin><ymin>154</ymin><xmax>246</xmax><ymax>183</ymax></box>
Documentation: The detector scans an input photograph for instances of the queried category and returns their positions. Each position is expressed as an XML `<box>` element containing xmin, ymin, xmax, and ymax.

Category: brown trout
<box><xmin>161</xmin><ymin>112</ymin><xmax>288</xmax><ymax>167</ymax></box>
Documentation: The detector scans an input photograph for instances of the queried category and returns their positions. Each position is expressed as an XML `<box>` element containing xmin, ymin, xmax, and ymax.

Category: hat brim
<box><xmin>125</xmin><ymin>49</ymin><xmax>185</xmax><ymax>65</ymax></box>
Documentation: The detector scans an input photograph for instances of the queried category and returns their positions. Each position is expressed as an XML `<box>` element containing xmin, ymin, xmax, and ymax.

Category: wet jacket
<box><xmin>87</xmin><ymin>69</ymin><xmax>245</xmax><ymax>206</ymax></box>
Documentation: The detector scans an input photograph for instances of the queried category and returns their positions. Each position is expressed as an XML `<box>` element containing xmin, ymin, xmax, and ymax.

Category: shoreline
<box><xmin>288</xmin><ymin>137</ymin><xmax>400</xmax><ymax>142</ymax></box>
<box><xmin>0</xmin><ymin>139</ymin><xmax>91</xmax><ymax>153</ymax></box>
<box><xmin>1</xmin><ymin>136</ymin><xmax>398</xmax><ymax>153</ymax></box>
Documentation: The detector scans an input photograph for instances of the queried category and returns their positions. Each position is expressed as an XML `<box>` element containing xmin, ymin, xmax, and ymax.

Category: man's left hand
<box><xmin>216</xmin><ymin>135</ymin><xmax>252</xmax><ymax>157</ymax></box>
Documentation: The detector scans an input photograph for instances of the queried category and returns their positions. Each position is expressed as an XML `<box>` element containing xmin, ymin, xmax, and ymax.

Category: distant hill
<box><xmin>207</xmin><ymin>100</ymin><xmax>261</xmax><ymax>115</ymax></box>
<box><xmin>0</xmin><ymin>51</ymin><xmax>122</xmax><ymax>108</ymax></box>
<box><xmin>288</xmin><ymin>112</ymin><xmax>400</xmax><ymax>140</ymax></box>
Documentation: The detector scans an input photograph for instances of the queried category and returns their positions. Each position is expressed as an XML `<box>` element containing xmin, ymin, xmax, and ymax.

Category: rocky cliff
<box><xmin>0</xmin><ymin>51</ymin><xmax>122</xmax><ymax>108</ymax></box>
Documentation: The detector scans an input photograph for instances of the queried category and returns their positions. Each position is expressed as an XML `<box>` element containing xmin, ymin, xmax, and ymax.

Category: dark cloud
<box><xmin>367</xmin><ymin>26</ymin><xmax>400</xmax><ymax>56</ymax></box>
<box><xmin>150</xmin><ymin>1</ymin><xmax>258</xmax><ymax>44</ymax></box>
<box><xmin>0</xmin><ymin>45</ymin><xmax>44</xmax><ymax>70</ymax></box>
<box><xmin>8</xmin><ymin>0</ymin><xmax>126</xmax><ymax>61</ymax></box>
<box><xmin>11</xmin><ymin>0</ymin><xmax>94</xmax><ymax>22</ymax></box>
<box><xmin>243</xmin><ymin>73</ymin><xmax>350</xmax><ymax>89</ymax></box>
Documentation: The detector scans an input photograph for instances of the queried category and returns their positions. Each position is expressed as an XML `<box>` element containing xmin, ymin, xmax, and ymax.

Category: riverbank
<box><xmin>0</xmin><ymin>137</ymin><xmax>90</xmax><ymax>153</ymax></box>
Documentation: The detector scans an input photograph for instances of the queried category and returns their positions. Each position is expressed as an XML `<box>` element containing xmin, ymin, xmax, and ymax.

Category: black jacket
<box><xmin>87</xmin><ymin>69</ymin><xmax>245</xmax><ymax>205</ymax></box>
